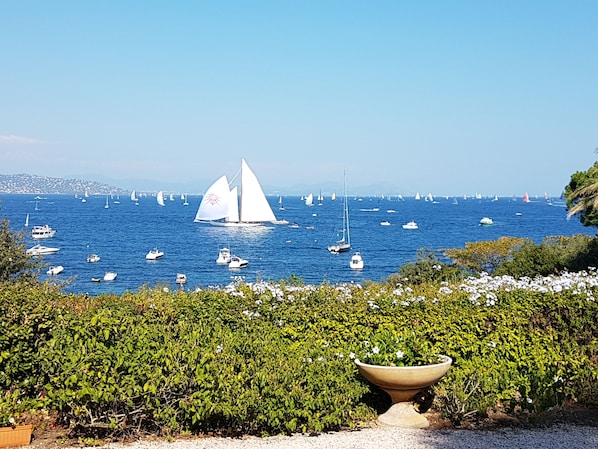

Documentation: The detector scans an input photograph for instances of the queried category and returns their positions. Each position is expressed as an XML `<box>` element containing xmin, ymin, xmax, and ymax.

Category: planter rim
<box><xmin>355</xmin><ymin>354</ymin><xmax>452</xmax><ymax>370</ymax></box>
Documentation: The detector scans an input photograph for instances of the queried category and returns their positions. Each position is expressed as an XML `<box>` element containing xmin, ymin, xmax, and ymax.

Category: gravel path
<box><xmin>81</xmin><ymin>425</ymin><xmax>598</xmax><ymax>449</ymax></box>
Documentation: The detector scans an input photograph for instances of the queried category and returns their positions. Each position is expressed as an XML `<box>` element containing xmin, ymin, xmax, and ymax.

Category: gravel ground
<box><xmin>65</xmin><ymin>425</ymin><xmax>598</xmax><ymax>449</ymax></box>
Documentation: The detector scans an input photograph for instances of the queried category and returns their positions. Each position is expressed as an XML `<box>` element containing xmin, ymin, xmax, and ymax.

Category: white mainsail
<box><xmin>239</xmin><ymin>159</ymin><xmax>276</xmax><ymax>223</ymax></box>
<box><xmin>305</xmin><ymin>193</ymin><xmax>314</xmax><ymax>206</ymax></box>
<box><xmin>157</xmin><ymin>191</ymin><xmax>165</xmax><ymax>207</ymax></box>
<box><xmin>194</xmin><ymin>159</ymin><xmax>276</xmax><ymax>226</ymax></box>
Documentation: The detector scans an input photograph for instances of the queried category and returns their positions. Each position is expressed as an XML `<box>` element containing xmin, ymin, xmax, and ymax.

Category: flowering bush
<box><xmin>353</xmin><ymin>329</ymin><xmax>441</xmax><ymax>367</ymax></box>
<box><xmin>0</xmin><ymin>389</ymin><xmax>23</xmax><ymax>428</ymax></box>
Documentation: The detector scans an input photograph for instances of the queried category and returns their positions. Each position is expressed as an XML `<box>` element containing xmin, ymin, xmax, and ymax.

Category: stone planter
<box><xmin>0</xmin><ymin>424</ymin><xmax>33</xmax><ymax>448</ymax></box>
<box><xmin>355</xmin><ymin>355</ymin><xmax>452</xmax><ymax>428</ymax></box>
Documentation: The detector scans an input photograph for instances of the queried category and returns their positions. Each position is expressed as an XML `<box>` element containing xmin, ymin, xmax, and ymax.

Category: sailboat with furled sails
<box><xmin>194</xmin><ymin>159</ymin><xmax>278</xmax><ymax>227</ymax></box>
<box><xmin>328</xmin><ymin>171</ymin><xmax>351</xmax><ymax>253</ymax></box>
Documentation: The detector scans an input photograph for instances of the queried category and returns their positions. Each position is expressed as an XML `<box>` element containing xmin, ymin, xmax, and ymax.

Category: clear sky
<box><xmin>1</xmin><ymin>0</ymin><xmax>597</xmax><ymax>196</ymax></box>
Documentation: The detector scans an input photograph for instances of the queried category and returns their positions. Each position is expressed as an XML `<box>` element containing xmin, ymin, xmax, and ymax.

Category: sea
<box><xmin>0</xmin><ymin>193</ymin><xmax>593</xmax><ymax>296</ymax></box>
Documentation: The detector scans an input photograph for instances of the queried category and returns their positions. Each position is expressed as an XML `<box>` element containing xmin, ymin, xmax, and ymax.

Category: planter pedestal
<box><xmin>377</xmin><ymin>402</ymin><xmax>429</xmax><ymax>428</ymax></box>
<box><xmin>355</xmin><ymin>355</ymin><xmax>452</xmax><ymax>429</ymax></box>
<box><xmin>0</xmin><ymin>425</ymin><xmax>33</xmax><ymax>448</ymax></box>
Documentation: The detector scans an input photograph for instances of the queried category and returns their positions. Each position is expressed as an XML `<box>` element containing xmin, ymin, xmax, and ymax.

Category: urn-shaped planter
<box><xmin>0</xmin><ymin>424</ymin><xmax>33</xmax><ymax>448</ymax></box>
<box><xmin>355</xmin><ymin>355</ymin><xmax>452</xmax><ymax>428</ymax></box>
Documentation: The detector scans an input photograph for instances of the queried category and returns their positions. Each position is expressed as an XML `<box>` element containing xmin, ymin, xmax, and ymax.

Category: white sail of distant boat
<box><xmin>104</xmin><ymin>195</ymin><xmax>109</xmax><ymax>209</ymax></box>
<box><xmin>279</xmin><ymin>196</ymin><xmax>285</xmax><ymax>210</ymax></box>
<box><xmin>157</xmin><ymin>191</ymin><xmax>165</xmax><ymax>207</ymax></box>
<box><xmin>328</xmin><ymin>171</ymin><xmax>351</xmax><ymax>253</ymax></box>
<box><xmin>317</xmin><ymin>191</ymin><xmax>323</xmax><ymax>205</ymax></box>
<box><xmin>84</xmin><ymin>190</ymin><xmax>89</xmax><ymax>198</ymax></box>
<box><xmin>194</xmin><ymin>159</ymin><xmax>277</xmax><ymax>226</ymax></box>
<box><xmin>183</xmin><ymin>194</ymin><xmax>189</xmax><ymax>206</ymax></box>
<box><xmin>25</xmin><ymin>213</ymin><xmax>29</xmax><ymax>227</ymax></box>
<box><xmin>169</xmin><ymin>193</ymin><xmax>175</xmax><ymax>201</ymax></box>
<box><xmin>130</xmin><ymin>190</ymin><xmax>138</xmax><ymax>202</ymax></box>
<box><xmin>305</xmin><ymin>193</ymin><xmax>314</xmax><ymax>206</ymax></box>
<box><xmin>331</xmin><ymin>192</ymin><xmax>336</xmax><ymax>201</ymax></box>
<box><xmin>523</xmin><ymin>192</ymin><xmax>530</xmax><ymax>203</ymax></box>
<box><xmin>415</xmin><ymin>192</ymin><xmax>421</xmax><ymax>200</ymax></box>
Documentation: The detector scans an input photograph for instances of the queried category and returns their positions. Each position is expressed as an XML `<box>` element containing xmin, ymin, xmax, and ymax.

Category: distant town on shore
<box><xmin>0</xmin><ymin>173</ymin><xmax>128</xmax><ymax>195</ymax></box>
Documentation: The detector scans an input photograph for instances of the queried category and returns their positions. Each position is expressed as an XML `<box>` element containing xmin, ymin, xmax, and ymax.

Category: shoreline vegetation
<box><xmin>1</xmin><ymin>216</ymin><xmax>598</xmax><ymax>446</ymax></box>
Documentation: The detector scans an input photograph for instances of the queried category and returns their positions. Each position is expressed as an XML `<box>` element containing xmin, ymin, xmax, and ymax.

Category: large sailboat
<box><xmin>328</xmin><ymin>172</ymin><xmax>351</xmax><ymax>253</ymax></box>
<box><xmin>194</xmin><ymin>159</ymin><xmax>277</xmax><ymax>227</ymax></box>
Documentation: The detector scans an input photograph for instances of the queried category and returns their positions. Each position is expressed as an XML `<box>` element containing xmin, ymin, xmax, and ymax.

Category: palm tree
<box><xmin>566</xmin><ymin>150</ymin><xmax>598</xmax><ymax>226</ymax></box>
<box><xmin>567</xmin><ymin>164</ymin><xmax>598</xmax><ymax>217</ymax></box>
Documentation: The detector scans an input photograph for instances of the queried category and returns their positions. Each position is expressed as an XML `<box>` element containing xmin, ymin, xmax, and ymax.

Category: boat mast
<box><xmin>343</xmin><ymin>170</ymin><xmax>350</xmax><ymax>246</ymax></box>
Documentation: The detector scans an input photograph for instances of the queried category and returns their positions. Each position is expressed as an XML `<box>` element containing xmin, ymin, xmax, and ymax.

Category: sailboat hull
<box><xmin>200</xmin><ymin>220</ymin><xmax>263</xmax><ymax>227</ymax></box>
<box><xmin>328</xmin><ymin>244</ymin><xmax>351</xmax><ymax>254</ymax></box>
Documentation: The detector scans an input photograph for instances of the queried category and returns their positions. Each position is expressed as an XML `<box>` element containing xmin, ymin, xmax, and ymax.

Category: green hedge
<box><xmin>1</xmin><ymin>272</ymin><xmax>597</xmax><ymax>436</ymax></box>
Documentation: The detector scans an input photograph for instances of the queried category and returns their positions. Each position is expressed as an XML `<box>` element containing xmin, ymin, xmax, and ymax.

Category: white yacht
<box><xmin>31</xmin><ymin>224</ymin><xmax>56</xmax><ymax>239</ymax></box>
<box><xmin>47</xmin><ymin>265</ymin><xmax>64</xmax><ymax>275</ymax></box>
<box><xmin>146</xmin><ymin>248</ymin><xmax>164</xmax><ymax>260</ymax></box>
<box><xmin>103</xmin><ymin>272</ymin><xmax>117</xmax><ymax>281</ymax></box>
<box><xmin>350</xmin><ymin>252</ymin><xmax>364</xmax><ymax>270</ymax></box>
<box><xmin>87</xmin><ymin>254</ymin><xmax>100</xmax><ymax>263</ymax></box>
<box><xmin>216</xmin><ymin>247</ymin><xmax>232</xmax><ymax>264</ymax></box>
<box><xmin>479</xmin><ymin>217</ymin><xmax>494</xmax><ymax>226</ymax></box>
<box><xmin>402</xmin><ymin>221</ymin><xmax>418</xmax><ymax>230</ymax></box>
<box><xmin>176</xmin><ymin>273</ymin><xmax>187</xmax><ymax>284</ymax></box>
<box><xmin>228</xmin><ymin>255</ymin><xmax>248</xmax><ymax>269</ymax></box>
<box><xmin>26</xmin><ymin>244</ymin><xmax>60</xmax><ymax>256</ymax></box>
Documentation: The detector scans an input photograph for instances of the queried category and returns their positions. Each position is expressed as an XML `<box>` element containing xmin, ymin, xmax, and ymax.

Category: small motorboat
<box><xmin>380</xmin><ymin>221</ymin><xmax>391</xmax><ymax>226</ymax></box>
<box><xmin>103</xmin><ymin>272</ymin><xmax>117</xmax><ymax>281</ymax></box>
<box><xmin>176</xmin><ymin>273</ymin><xmax>187</xmax><ymax>285</ymax></box>
<box><xmin>350</xmin><ymin>252</ymin><xmax>364</xmax><ymax>270</ymax></box>
<box><xmin>26</xmin><ymin>244</ymin><xmax>60</xmax><ymax>256</ymax></box>
<box><xmin>216</xmin><ymin>247</ymin><xmax>231</xmax><ymax>264</ymax></box>
<box><xmin>146</xmin><ymin>248</ymin><xmax>164</xmax><ymax>260</ymax></box>
<box><xmin>402</xmin><ymin>220</ymin><xmax>418</xmax><ymax>230</ymax></box>
<box><xmin>47</xmin><ymin>265</ymin><xmax>64</xmax><ymax>275</ymax></box>
<box><xmin>87</xmin><ymin>254</ymin><xmax>100</xmax><ymax>263</ymax></box>
<box><xmin>228</xmin><ymin>255</ymin><xmax>248</xmax><ymax>269</ymax></box>
<box><xmin>479</xmin><ymin>217</ymin><xmax>494</xmax><ymax>226</ymax></box>
<box><xmin>91</xmin><ymin>277</ymin><xmax>102</xmax><ymax>282</ymax></box>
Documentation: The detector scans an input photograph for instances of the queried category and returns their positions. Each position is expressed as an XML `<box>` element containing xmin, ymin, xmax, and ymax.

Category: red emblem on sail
<box><xmin>205</xmin><ymin>193</ymin><xmax>221</xmax><ymax>205</ymax></box>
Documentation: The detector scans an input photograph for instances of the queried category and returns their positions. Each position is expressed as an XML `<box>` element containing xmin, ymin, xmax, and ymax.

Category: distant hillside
<box><xmin>0</xmin><ymin>174</ymin><xmax>128</xmax><ymax>195</ymax></box>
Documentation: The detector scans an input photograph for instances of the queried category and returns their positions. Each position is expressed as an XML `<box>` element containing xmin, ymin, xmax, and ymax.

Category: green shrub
<box><xmin>2</xmin><ymin>267</ymin><xmax>598</xmax><ymax>437</ymax></box>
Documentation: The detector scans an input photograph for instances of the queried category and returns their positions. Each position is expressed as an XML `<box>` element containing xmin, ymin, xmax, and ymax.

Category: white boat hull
<box><xmin>47</xmin><ymin>265</ymin><xmax>64</xmax><ymax>275</ymax></box>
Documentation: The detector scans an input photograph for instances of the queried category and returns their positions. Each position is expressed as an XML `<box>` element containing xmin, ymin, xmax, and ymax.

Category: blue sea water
<box><xmin>0</xmin><ymin>193</ymin><xmax>593</xmax><ymax>296</ymax></box>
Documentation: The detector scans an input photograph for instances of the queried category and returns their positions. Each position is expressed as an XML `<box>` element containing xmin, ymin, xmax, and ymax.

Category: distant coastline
<box><xmin>0</xmin><ymin>173</ymin><xmax>128</xmax><ymax>195</ymax></box>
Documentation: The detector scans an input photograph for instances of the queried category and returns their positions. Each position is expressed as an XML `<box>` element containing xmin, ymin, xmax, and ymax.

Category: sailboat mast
<box><xmin>343</xmin><ymin>171</ymin><xmax>350</xmax><ymax>246</ymax></box>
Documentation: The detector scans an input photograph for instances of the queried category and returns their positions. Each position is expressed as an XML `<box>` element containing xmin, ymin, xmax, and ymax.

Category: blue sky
<box><xmin>1</xmin><ymin>1</ymin><xmax>596</xmax><ymax>196</ymax></box>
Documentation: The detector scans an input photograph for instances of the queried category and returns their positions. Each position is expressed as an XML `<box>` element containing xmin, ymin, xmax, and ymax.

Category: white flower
<box><xmin>396</xmin><ymin>350</ymin><xmax>404</xmax><ymax>359</ymax></box>
<box><xmin>349</xmin><ymin>352</ymin><xmax>356</xmax><ymax>359</ymax></box>
<box><xmin>8</xmin><ymin>417</ymin><xmax>15</xmax><ymax>425</ymax></box>
<box><xmin>216</xmin><ymin>344</ymin><xmax>223</xmax><ymax>353</ymax></box>
<box><xmin>372</xmin><ymin>346</ymin><xmax>380</xmax><ymax>354</ymax></box>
